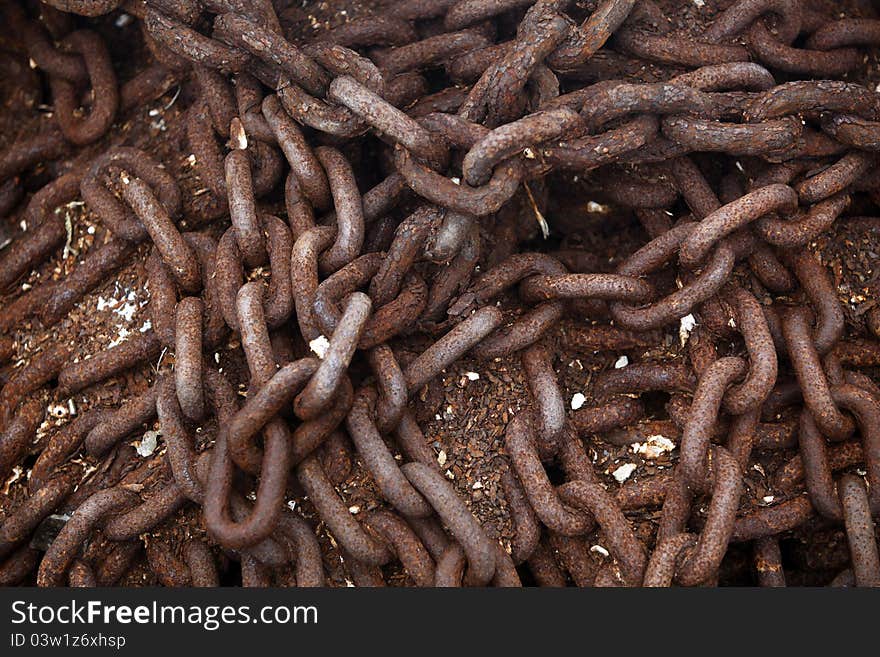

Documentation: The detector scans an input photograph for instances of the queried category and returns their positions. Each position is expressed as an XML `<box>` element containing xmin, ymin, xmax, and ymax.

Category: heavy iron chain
<box><xmin>0</xmin><ymin>0</ymin><xmax>879</xmax><ymax>586</ymax></box>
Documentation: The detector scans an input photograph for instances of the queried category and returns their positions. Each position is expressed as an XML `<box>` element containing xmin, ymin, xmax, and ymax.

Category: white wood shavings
<box><xmin>107</xmin><ymin>328</ymin><xmax>131</xmax><ymax>348</ymax></box>
<box><xmin>611</xmin><ymin>462</ymin><xmax>637</xmax><ymax>482</ymax></box>
<box><xmin>590</xmin><ymin>545</ymin><xmax>610</xmax><ymax>557</ymax></box>
<box><xmin>571</xmin><ymin>393</ymin><xmax>586</xmax><ymax>410</ymax></box>
<box><xmin>309</xmin><ymin>335</ymin><xmax>330</xmax><ymax>359</ymax></box>
<box><xmin>3</xmin><ymin>466</ymin><xmax>24</xmax><ymax>494</ymax></box>
<box><xmin>523</xmin><ymin>182</ymin><xmax>549</xmax><ymax>238</ymax></box>
<box><xmin>47</xmin><ymin>402</ymin><xmax>70</xmax><ymax>420</ymax></box>
<box><xmin>62</xmin><ymin>209</ymin><xmax>74</xmax><ymax>259</ymax></box>
<box><xmin>230</xmin><ymin>117</ymin><xmax>248</xmax><ymax>149</ymax></box>
<box><xmin>632</xmin><ymin>435</ymin><xmax>676</xmax><ymax>460</ymax></box>
<box><xmin>136</xmin><ymin>430</ymin><xmax>160</xmax><ymax>457</ymax></box>
<box><xmin>679</xmin><ymin>313</ymin><xmax>697</xmax><ymax>346</ymax></box>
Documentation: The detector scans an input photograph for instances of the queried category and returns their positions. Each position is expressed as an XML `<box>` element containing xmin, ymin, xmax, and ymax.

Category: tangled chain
<box><xmin>1</xmin><ymin>0</ymin><xmax>880</xmax><ymax>587</ymax></box>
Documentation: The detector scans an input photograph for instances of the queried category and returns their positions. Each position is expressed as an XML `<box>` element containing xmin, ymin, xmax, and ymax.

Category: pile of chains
<box><xmin>1</xmin><ymin>0</ymin><xmax>879</xmax><ymax>587</ymax></box>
